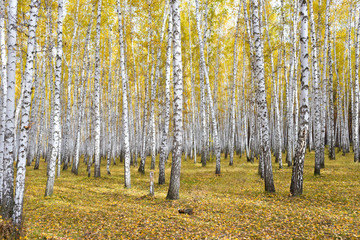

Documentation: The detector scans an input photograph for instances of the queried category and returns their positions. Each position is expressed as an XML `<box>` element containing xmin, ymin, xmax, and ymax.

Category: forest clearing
<box><xmin>1</xmin><ymin>152</ymin><xmax>358</xmax><ymax>239</ymax></box>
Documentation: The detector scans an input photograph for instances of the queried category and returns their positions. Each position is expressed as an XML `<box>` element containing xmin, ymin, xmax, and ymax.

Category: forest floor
<box><xmin>7</xmin><ymin>150</ymin><xmax>360</xmax><ymax>239</ymax></box>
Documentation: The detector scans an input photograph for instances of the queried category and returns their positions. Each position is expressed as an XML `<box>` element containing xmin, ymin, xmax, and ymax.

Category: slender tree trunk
<box><xmin>309</xmin><ymin>0</ymin><xmax>321</xmax><ymax>175</ymax></box>
<box><xmin>320</xmin><ymin>0</ymin><xmax>330</xmax><ymax>169</ymax></box>
<box><xmin>34</xmin><ymin>58</ymin><xmax>46</xmax><ymax>170</ymax></box>
<box><xmin>166</xmin><ymin>0</ymin><xmax>183</xmax><ymax>200</ymax></box>
<box><xmin>0</xmin><ymin>0</ymin><xmax>8</xmax><ymax>204</ymax></box>
<box><xmin>290</xmin><ymin>0</ymin><xmax>309</xmax><ymax>196</ymax></box>
<box><xmin>13</xmin><ymin>0</ymin><xmax>39</xmax><ymax>226</ymax></box>
<box><xmin>188</xmin><ymin>1</ymin><xmax>197</xmax><ymax>164</ymax></box>
<box><xmin>353</xmin><ymin>9</ymin><xmax>360</xmax><ymax>163</ymax></box>
<box><xmin>71</xmin><ymin>6</ymin><xmax>94</xmax><ymax>175</ymax></box>
<box><xmin>45</xmin><ymin>0</ymin><xmax>64</xmax><ymax>196</ymax></box>
<box><xmin>116</xmin><ymin>0</ymin><xmax>131</xmax><ymax>188</ymax></box>
<box><xmin>328</xmin><ymin>32</ymin><xmax>335</xmax><ymax>160</ymax></box>
<box><xmin>195</xmin><ymin>0</ymin><xmax>221</xmax><ymax>174</ymax></box>
<box><xmin>251</xmin><ymin>0</ymin><xmax>275</xmax><ymax>192</ymax></box>
<box><xmin>106</xmin><ymin>30</ymin><xmax>113</xmax><ymax>174</ymax></box>
<box><xmin>93</xmin><ymin>0</ymin><xmax>102</xmax><ymax>178</ymax></box>
<box><xmin>2</xmin><ymin>0</ymin><xmax>19</xmax><ymax>218</ymax></box>
<box><xmin>229</xmin><ymin>1</ymin><xmax>241</xmax><ymax>166</ymax></box>
<box><xmin>286</xmin><ymin>1</ymin><xmax>298</xmax><ymax>168</ymax></box>
<box><xmin>63</xmin><ymin>0</ymin><xmax>79</xmax><ymax>171</ymax></box>
<box><xmin>159</xmin><ymin>6</ymin><xmax>172</xmax><ymax>185</ymax></box>
<box><xmin>138</xmin><ymin>7</ymin><xmax>152</xmax><ymax>175</ymax></box>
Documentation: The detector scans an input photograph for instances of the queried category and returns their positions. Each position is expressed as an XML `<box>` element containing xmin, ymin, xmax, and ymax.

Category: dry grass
<box><xmin>6</xmin><ymin>150</ymin><xmax>360</xmax><ymax>239</ymax></box>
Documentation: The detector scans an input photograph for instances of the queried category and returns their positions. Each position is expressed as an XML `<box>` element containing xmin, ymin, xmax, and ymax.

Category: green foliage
<box><xmin>13</xmin><ymin>152</ymin><xmax>360</xmax><ymax>239</ymax></box>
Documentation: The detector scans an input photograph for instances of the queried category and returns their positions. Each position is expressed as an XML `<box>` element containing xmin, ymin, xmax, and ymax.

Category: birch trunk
<box><xmin>290</xmin><ymin>0</ymin><xmax>309</xmax><ymax>196</ymax></box>
<box><xmin>34</xmin><ymin>58</ymin><xmax>46</xmax><ymax>170</ymax></box>
<box><xmin>353</xmin><ymin>9</ymin><xmax>360</xmax><ymax>163</ymax></box>
<box><xmin>13</xmin><ymin>0</ymin><xmax>39</xmax><ymax>226</ymax></box>
<box><xmin>138</xmin><ymin>7</ymin><xmax>152</xmax><ymax>174</ymax></box>
<box><xmin>166</xmin><ymin>0</ymin><xmax>183</xmax><ymax>200</ymax></box>
<box><xmin>117</xmin><ymin>0</ymin><xmax>131</xmax><ymax>188</ymax></box>
<box><xmin>93</xmin><ymin>0</ymin><xmax>102</xmax><ymax>178</ymax></box>
<box><xmin>64</xmin><ymin>0</ymin><xmax>79</xmax><ymax>171</ymax></box>
<box><xmin>106</xmin><ymin>30</ymin><xmax>113</xmax><ymax>174</ymax></box>
<box><xmin>309</xmin><ymin>0</ymin><xmax>322</xmax><ymax>175</ymax></box>
<box><xmin>2</xmin><ymin>0</ymin><xmax>19</xmax><ymax>218</ymax></box>
<box><xmin>71</xmin><ymin>6</ymin><xmax>94</xmax><ymax>175</ymax></box>
<box><xmin>320</xmin><ymin>0</ymin><xmax>331</xmax><ymax>169</ymax></box>
<box><xmin>251</xmin><ymin>0</ymin><xmax>275</xmax><ymax>192</ymax></box>
<box><xmin>286</xmin><ymin>1</ymin><xmax>298</xmax><ymax>167</ymax></box>
<box><xmin>0</xmin><ymin>0</ymin><xmax>7</xmax><ymax>204</ymax></box>
<box><xmin>195</xmin><ymin>0</ymin><xmax>221</xmax><ymax>174</ymax></box>
<box><xmin>188</xmin><ymin>1</ymin><xmax>197</xmax><ymax>163</ymax></box>
<box><xmin>45</xmin><ymin>0</ymin><xmax>63</xmax><ymax>196</ymax></box>
<box><xmin>159</xmin><ymin>6</ymin><xmax>172</xmax><ymax>185</ymax></box>
<box><xmin>328</xmin><ymin>33</ymin><xmax>335</xmax><ymax>160</ymax></box>
<box><xmin>229</xmin><ymin>1</ymin><xmax>241</xmax><ymax>166</ymax></box>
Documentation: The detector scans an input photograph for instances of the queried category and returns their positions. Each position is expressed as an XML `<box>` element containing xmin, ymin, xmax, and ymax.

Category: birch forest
<box><xmin>0</xmin><ymin>0</ymin><xmax>360</xmax><ymax>238</ymax></box>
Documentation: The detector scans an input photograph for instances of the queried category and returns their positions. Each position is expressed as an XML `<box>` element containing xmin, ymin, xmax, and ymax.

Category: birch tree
<box><xmin>166</xmin><ymin>0</ymin><xmax>183</xmax><ymax>200</ymax></box>
<box><xmin>45</xmin><ymin>0</ymin><xmax>64</xmax><ymax>196</ymax></box>
<box><xmin>159</xmin><ymin>6</ymin><xmax>172</xmax><ymax>185</ymax></box>
<box><xmin>116</xmin><ymin>0</ymin><xmax>131</xmax><ymax>188</ymax></box>
<box><xmin>195</xmin><ymin>0</ymin><xmax>221</xmax><ymax>175</ymax></box>
<box><xmin>2</xmin><ymin>0</ymin><xmax>19</xmax><ymax>218</ymax></box>
<box><xmin>93</xmin><ymin>0</ymin><xmax>102</xmax><ymax>178</ymax></box>
<box><xmin>229</xmin><ymin>1</ymin><xmax>241</xmax><ymax>166</ymax></box>
<box><xmin>13</xmin><ymin>0</ymin><xmax>39</xmax><ymax>226</ymax></box>
<box><xmin>328</xmin><ymin>33</ymin><xmax>335</xmax><ymax>160</ymax></box>
<box><xmin>0</xmin><ymin>0</ymin><xmax>7</xmax><ymax>204</ymax></box>
<box><xmin>309</xmin><ymin>0</ymin><xmax>322</xmax><ymax>175</ymax></box>
<box><xmin>290</xmin><ymin>0</ymin><xmax>309</xmax><ymax>196</ymax></box>
<box><xmin>353</xmin><ymin>8</ymin><xmax>360</xmax><ymax>163</ymax></box>
<box><xmin>251</xmin><ymin>0</ymin><xmax>275</xmax><ymax>192</ymax></box>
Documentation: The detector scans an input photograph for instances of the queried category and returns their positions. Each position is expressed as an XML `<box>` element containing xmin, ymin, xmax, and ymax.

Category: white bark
<box><xmin>320</xmin><ymin>0</ymin><xmax>331</xmax><ymax>168</ymax></box>
<box><xmin>106</xmin><ymin>29</ymin><xmax>113</xmax><ymax>174</ymax></box>
<box><xmin>251</xmin><ymin>0</ymin><xmax>275</xmax><ymax>192</ymax></box>
<box><xmin>229</xmin><ymin>1</ymin><xmax>241</xmax><ymax>166</ymax></box>
<box><xmin>13</xmin><ymin>0</ymin><xmax>39</xmax><ymax>225</ymax></box>
<box><xmin>309</xmin><ymin>0</ymin><xmax>321</xmax><ymax>175</ymax></box>
<box><xmin>290</xmin><ymin>0</ymin><xmax>310</xmax><ymax>196</ymax></box>
<box><xmin>195</xmin><ymin>0</ymin><xmax>221</xmax><ymax>174</ymax></box>
<box><xmin>93</xmin><ymin>0</ymin><xmax>102</xmax><ymax>178</ymax></box>
<box><xmin>150</xmin><ymin>4</ymin><xmax>168</xmax><ymax>170</ymax></box>
<box><xmin>354</xmin><ymin>8</ymin><xmax>360</xmax><ymax>162</ymax></box>
<box><xmin>71</xmin><ymin>5</ymin><xmax>95</xmax><ymax>175</ymax></box>
<box><xmin>188</xmin><ymin>1</ymin><xmax>197</xmax><ymax>164</ymax></box>
<box><xmin>64</xmin><ymin>0</ymin><xmax>79</xmax><ymax>171</ymax></box>
<box><xmin>0</xmin><ymin>0</ymin><xmax>8</xmax><ymax>204</ymax></box>
<box><xmin>2</xmin><ymin>0</ymin><xmax>19</xmax><ymax>218</ymax></box>
<box><xmin>166</xmin><ymin>0</ymin><xmax>183</xmax><ymax>200</ymax></box>
<box><xmin>45</xmin><ymin>0</ymin><xmax>64</xmax><ymax>196</ymax></box>
<box><xmin>328</xmin><ymin>32</ymin><xmax>335</xmax><ymax>160</ymax></box>
<box><xmin>117</xmin><ymin>0</ymin><xmax>131</xmax><ymax>188</ymax></box>
<box><xmin>159</xmin><ymin>6</ymin><xmax>172</xmax><ymax>185</ymax></box>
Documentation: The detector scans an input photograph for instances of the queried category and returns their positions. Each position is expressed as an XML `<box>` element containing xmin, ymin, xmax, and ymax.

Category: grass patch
<box><xmin>13</xmin><ymin>150</ymin><xmax>360</xmax><ymax>239</ymax></box>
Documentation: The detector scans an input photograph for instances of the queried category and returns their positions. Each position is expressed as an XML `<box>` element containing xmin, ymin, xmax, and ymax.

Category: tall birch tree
<box><xmin>45</xmin><ymin>0</ymin><xmax>64</xmax><ymax>196</ymax></box>
<box><xmin>309</xmin><ymin>0</ymin><xmax>322</xmax><ymax>175</ymax></box>
<box><xmin>116</xmin><ymin>0</ymin><xmax>131</xmax><ymax>188</ymax></box>
<box><xmin>159</xmin><ymin>6</ymin><xmax>172</xmax><ymax>185</ymax></box>
<box><xmin>13</xmin><ymin>0</ymin><xmax>39</xmax><ymax>226</ymax></box>
<box><xmin>93</xmin><ymin>0</ymin><xmax>102</xmax><ymax>178</ymax></box>
<box><xmin>166</xmin><ymin>0</ymin><xmax>183</xmax><ymax>200</ymax></box>
<box><xmin>290</xmin><ymin>0</ymin><xmax>309</xmax><ymax>196</ymax></box>
<box><xmin>251</xmin><ymin>0</ymin><xmax>275</xmax><ymax>192</ymax></box>
<box><xmin>2</xmin><ymin>0</ymin><xmax>19</xmax><ymax>218</ymax></box>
